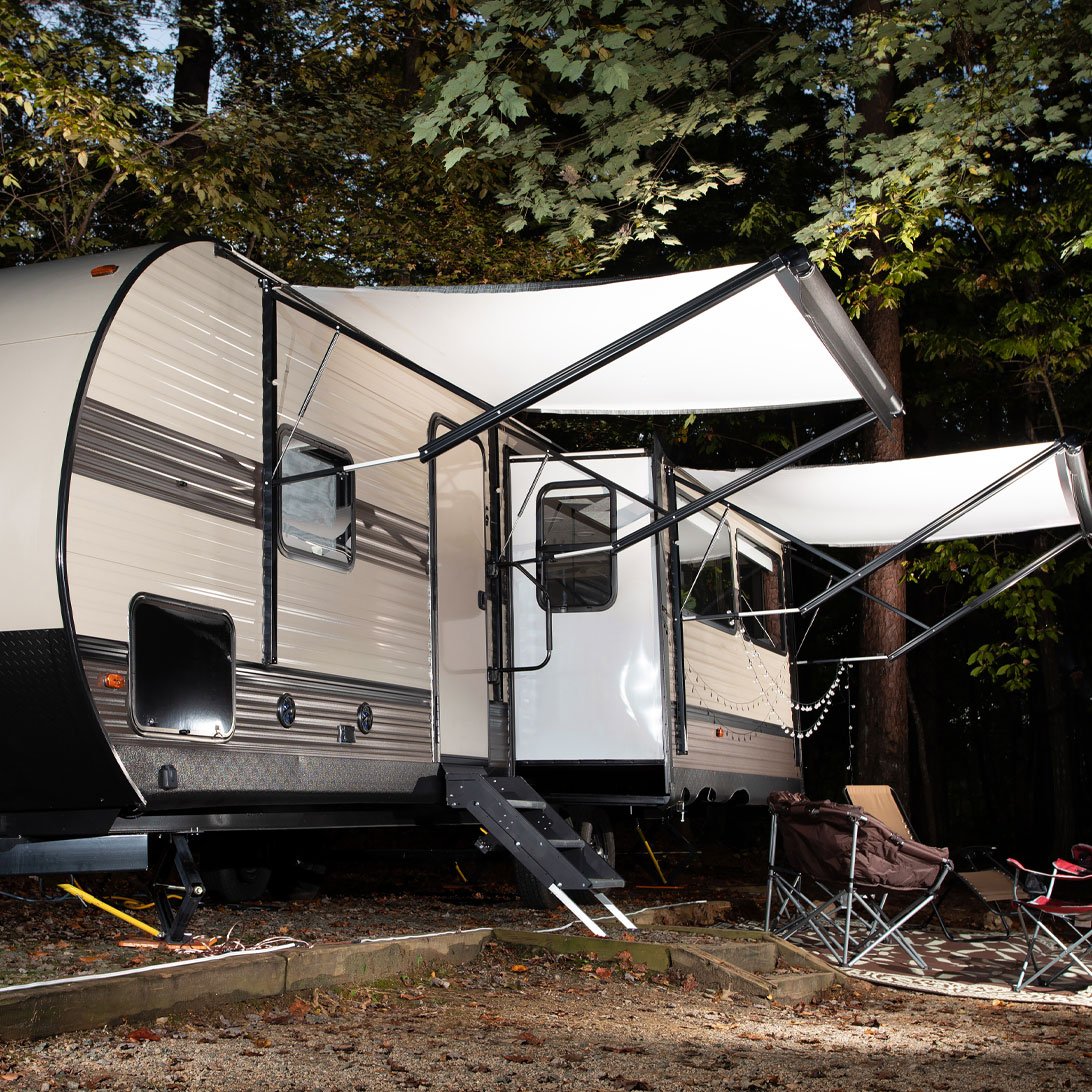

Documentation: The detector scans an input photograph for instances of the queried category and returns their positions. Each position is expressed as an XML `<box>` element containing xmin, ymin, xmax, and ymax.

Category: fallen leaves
<box><xmin>125</xmin><ymin>1027</ymin><xmax>162</xmax><ymax>1042</ymax></box>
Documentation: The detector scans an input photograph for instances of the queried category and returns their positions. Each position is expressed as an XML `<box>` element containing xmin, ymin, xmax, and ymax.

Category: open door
<box><xmin>430</xmin><ymin>417</ymin><xmax>490</xmax><ymax>762</ymax></box>
<box><xmin>507</xmin><ymin>453</ymin><xmax>669</xmax><ymax>785</ymax></box>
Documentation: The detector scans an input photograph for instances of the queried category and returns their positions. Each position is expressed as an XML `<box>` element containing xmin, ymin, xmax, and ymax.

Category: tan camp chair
<box><xmin>845</xmin><ymin>784</ymin><xmax>1022</xmax><ymax>938</ymax></box>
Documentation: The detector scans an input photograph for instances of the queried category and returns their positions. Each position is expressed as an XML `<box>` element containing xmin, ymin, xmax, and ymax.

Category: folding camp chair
<box><xmin>765</xmin><ymin>791</ymin><xmax>952</xmax><ymax>969</ymax></box>
<box><xmin>845</xmin><ymin>784</ymin><xmax>1022</xmax><ymax>938</ymax></box>
<box><xmin>1008</xmin><ymin>849</ymin><xmax>1092</xmax><ymax>992</ymax></box>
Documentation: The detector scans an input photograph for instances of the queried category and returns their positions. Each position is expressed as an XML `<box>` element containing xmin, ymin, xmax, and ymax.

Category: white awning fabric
<box><xmin>685</xmin><ymin>444</ymin><xmax>1086</xmax><ymax>548</ymax></box>
<box><xmin>299</xmin><ymin>264</ymin><xmax>874</xmax><ymax>415</ymax></box>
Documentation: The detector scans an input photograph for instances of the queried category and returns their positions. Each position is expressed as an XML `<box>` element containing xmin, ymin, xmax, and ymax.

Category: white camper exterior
<box><xmin>1</xmin><ymin>241</ymin><xmax>506</xmax><ymax>840</ymax></box>
<box><xmin>0</xmin><ymin>241</ymin><xmax>828</xmax><ymax>842</ymax></box>
<box><xmin>0</xmin><ymin>238</ymin><xmax>916</xmax><ymax>930</ymax></box>
<box><xmin>506</xmin><ymin>451</ymin><xmax>801</xmax><ymax>808</ymax></box>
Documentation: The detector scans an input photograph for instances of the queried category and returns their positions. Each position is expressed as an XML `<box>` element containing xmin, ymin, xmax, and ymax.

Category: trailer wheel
<box><xmin>514</xmin><ymin>806</ymin><xmax>616</xmax><ymax>909</ymax></box>
<box><xmin>202</xmin><ymin>863</ymin><xmax>273</xmax><ymax>903</ymax></box>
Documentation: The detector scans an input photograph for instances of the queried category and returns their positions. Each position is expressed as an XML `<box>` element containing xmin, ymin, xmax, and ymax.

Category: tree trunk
<box><xmin>1039</xmin><ymin>626</ymin><xmax>1075</xmax><ymax>849</ymax></box>
<box><xmin>172</xmin><ymin>0</ymin><xmax>216</xmax><ymax>156</ymax></box>
<box><xmin>850</xmin><ymin>0</ymin><xmax>910</xmax><ymax>800</ymax></box>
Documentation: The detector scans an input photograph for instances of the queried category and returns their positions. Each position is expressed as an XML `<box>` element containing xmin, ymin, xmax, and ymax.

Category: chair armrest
<box><xmin>1053</xmin><ymin>857</ymin><xmax>1092</xmax><ymax>878</ymax></box>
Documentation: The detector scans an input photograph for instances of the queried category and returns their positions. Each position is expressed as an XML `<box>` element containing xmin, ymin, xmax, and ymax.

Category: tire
<box><xmin>573</xmin><ymin>807</ymin><xmax>616</xmax><ymax>870</ymax></box>
<box><xmin>513</xmin><ymin>806</ymin><xmax>616</xmax><ymax>909</ymax></box>
<box><xmin>197</xmin><ymin>833</ymin><xmax>275</xmax><ymax>903</ymax></box>
<box><xmin>201</xmin><ymin>863</ymin><xmax>273</xmax><ymax>903</ymax></box>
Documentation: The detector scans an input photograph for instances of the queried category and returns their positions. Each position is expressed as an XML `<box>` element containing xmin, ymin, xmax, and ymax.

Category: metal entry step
<box><xmin>443</xmin><ymin>764</ymin><xmax>635</xmax><ymax>937</ymax></box>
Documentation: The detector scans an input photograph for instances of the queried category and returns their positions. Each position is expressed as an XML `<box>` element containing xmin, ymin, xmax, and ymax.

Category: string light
<box><xmin>845</xmin><ymin>664</ymin><xmax>856</xmax><ymax>776</ymax></box>
<box><xmin>682</xmin><ymin>632</ymin><xmax>847</xmax><ymax>742</ymax></box>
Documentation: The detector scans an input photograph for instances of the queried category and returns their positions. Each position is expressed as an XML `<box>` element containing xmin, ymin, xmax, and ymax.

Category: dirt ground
<box><xmin>1</xmin><ymin>820</ymin><xmax>1091</xmax><ymax>1090</ymax></box>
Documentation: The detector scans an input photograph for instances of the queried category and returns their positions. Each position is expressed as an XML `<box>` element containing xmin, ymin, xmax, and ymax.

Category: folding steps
<box><xmin>443</xmin><ymin>764</ymin><xmax>635</xmax><ymax>937</ymax></box>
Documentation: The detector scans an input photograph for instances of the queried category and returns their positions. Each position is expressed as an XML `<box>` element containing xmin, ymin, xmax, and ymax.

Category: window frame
<box><xmin>275</xmin><ymin>426</ymin><xmax>356</xmax><ymax>571</ymax></box>
<box><xmin>735</xmin><ymin>532</ymin><xmax>786</xmax><ymax>652</ymax></box>
<box><xmin>536</xmin><ymin>482</ymin><xmax>617</xmax><ymax>613</ymax></box>
<box><xmin>128</xmin><ymin>593</ymin><xmax>236</xmax><ymax>740</ymax></box>
<box><xmin>677</xmin><ymin>500</ymin><xmax>737</xmax><ymax>634</ymax></box>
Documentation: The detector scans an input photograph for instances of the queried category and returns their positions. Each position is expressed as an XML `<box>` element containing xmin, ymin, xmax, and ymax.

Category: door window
<box><xmin>538</xmin><ymin>485</ymin><xmax>615</xmax><ymax>611</ymax></box>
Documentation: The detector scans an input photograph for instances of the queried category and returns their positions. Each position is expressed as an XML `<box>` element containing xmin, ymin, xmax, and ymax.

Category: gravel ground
<box><xmin>2</xmin><ymin>823</ymin><xmax>1090</xmax><ymax>1089</ymax></box>
<box><xmin>4</xmin><ymin>939</ymin><xmax>1092</xmax><ymax>1091</ymax></box>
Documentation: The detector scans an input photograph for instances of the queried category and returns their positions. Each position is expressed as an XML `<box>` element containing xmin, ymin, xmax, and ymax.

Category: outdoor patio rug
<box><xmin>778</xmin><ymin>925</ymin><xmax>1092</xmax><ymax>1007</ymax></box>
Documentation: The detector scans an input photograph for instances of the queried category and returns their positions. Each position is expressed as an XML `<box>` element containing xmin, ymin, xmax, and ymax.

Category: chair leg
<box><xmin>847</xmin><ymin>892</ymin><xmax>932</xmax><ymax>971</ymax></box>
<box><xmin>1013</xmin><ymin>914</ymin><xmax>1092</xmax><ymax>992</ymax></box>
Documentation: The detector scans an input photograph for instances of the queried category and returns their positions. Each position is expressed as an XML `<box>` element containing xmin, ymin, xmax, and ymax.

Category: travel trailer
<box><xmin>0</xmin><ymin>239</ymin><xmax>1085</xmax><ymax>937</ymax></box>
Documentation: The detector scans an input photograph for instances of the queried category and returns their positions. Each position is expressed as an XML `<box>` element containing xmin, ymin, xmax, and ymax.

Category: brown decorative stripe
<box><xmin>80</xmin><ymin>638</ymin><xmax>434</xmax><ymax>764</ymax></box>
<box><xmin>73</xmin><ymin>399</ymin><xmax>429</xmax><ymax>578</ymax></box>
<box><xmin>72</xmin><ymin>399</ymin><xmax>261</xmax><ymax>526</ymax></box>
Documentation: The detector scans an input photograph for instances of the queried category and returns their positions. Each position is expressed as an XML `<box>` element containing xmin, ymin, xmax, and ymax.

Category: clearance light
<box><xmin>100</xmin><ymin>672</ymin><xmax>126</xmax><ymax>690</ymax></box>
<box><xmin>90</xmin><ymin>264</ymin><xmax>119</xmax><ymax>277</ymax></box>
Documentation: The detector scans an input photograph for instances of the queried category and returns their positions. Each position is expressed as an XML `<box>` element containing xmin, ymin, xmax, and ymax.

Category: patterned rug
<box><xmin>767</xmin><ymin>920</ymin><xmax>1092</xmax><ymax>1007</ymax></box>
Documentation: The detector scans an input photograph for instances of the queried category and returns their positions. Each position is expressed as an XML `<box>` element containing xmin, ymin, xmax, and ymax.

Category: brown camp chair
<box><xmin>765</xmin><ymin>791</ymin><xmax>952</xmax><ymax>968</ymax></box>
<box><xmin>845</xmin><ymin>784</ymin><xmax>1022</xmax><ymax>938</ymax></box>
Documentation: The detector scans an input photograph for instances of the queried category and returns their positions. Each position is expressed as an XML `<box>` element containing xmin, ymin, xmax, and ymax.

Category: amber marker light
<box><xmin>100</xmin><ymin>672</ymin><xmax>126</xmax><ymax>690</ymax></box>
<box><xmin>90</xmin><ymin>264</ymin><xmax>119</xmax><ymax>277</ymax></box>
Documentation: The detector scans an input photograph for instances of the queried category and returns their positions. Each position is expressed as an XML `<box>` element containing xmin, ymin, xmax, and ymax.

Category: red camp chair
<box><xmin>1008</xmin><ymin>847</ymin><xmax>1092</xmax><ymax>992</ymax></box>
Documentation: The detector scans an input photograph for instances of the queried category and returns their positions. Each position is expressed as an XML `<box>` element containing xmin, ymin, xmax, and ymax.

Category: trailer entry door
<box><xmin>508</xmin><ymin>453</ymin><xmax>667</xmax><ymax>765</ymax></box>
<box><xmin>430</xmin><ymin>419</ymin><xmax>490</xmax><ymax>762</ymax></box>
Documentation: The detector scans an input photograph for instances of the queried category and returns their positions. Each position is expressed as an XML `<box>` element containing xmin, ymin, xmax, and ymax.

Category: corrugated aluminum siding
<box><xmin>273</xmin><ymin>305</ymin><xmax>481</xmax><ymax>689</ymax></box>
<box><xmin>674</xmin><ymin>517</ymin><xmax>798</xmax><ymax>782</ymax></box>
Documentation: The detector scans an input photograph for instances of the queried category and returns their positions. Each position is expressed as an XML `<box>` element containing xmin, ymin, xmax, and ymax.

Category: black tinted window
<box><xmin>539</xmin><ymin>487</ymin><xmax>614</xmax><ymax>611</ymax></box>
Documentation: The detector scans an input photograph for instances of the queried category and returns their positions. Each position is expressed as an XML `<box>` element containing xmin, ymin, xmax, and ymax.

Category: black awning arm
<box><xmin>677</xmin><ymin>475</ymin><xmax>933</xmax><ymax>631</ymax></box>
<box><xmin>799</xmin><ymin>439</ymin><xmax>1067</xmax><ymax>616</ymax></box>
<box><xmin>417</xmin><ymin>246</ymin><xmax>898</xmax><ymax>466</ymax></box>
<box><xmin>889</xmin><ymin>530</ymin><xmax>1085</xmax><ymax>661</ymax></box>
<box><xmin>573</xmin><ymin>409</ymin><xmax>879</xmax><ymax>559</ymax></box>
<box><xmin>789</xmin><ymin>552</ymin><xmax>931</xmax><ymax>632</ymax></box>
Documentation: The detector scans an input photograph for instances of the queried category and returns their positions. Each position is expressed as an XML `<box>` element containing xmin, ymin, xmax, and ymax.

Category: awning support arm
<box><xmin>789</xmin><ymin>552</ymin><xmax>931</xmax><ymax>632</ymax></box>
<box><xmin>569</xmin><ymin>410</ymin><xmax>878</xmax><ymax>560</ymax></box>
<box><xmin>271</xmin><ymin>328</ymin><xmax>341</xmax><ymax>478</ymax></box>
<box><xmin>417</xmin><ymin>248</ymin><xmax>817</xmax><ymax>466</ymax></box>
<box><xmin>889</xmin><ymin>531</ymin><xmax>1085</xmax><ymax>661</ymax></box>
<box><xmin>799</xmin><ymin>439</ymin><xmax>1067</xmax><ymax>616</ymax></box>
<box><xmin>716</xmin><ymin>497</ymin><xmax>932</xmax><ymax>631</ymax></box>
